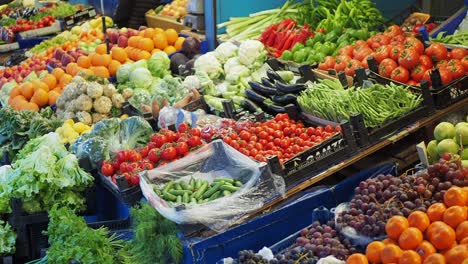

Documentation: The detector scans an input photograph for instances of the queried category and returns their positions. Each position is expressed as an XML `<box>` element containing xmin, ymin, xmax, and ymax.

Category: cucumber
<box><xmin>209</xmin><ymin>191</ymin><xmax>221</xmax><ymax>201</ymax></box>
<box><xmin>163</xmin><ymin>191</ymin><xmax>177</xmax><ymax>202</ymax></box>
<box><xmin>180</xmin><ymin>181</ymin><xmax>192</xmax><ymax>191</ymax></box>
<box><xmin>214</xmin><ymin>178</ymin><xmax>235</xmax><ymax>183</ymax></box>
<box><xmin>195</xmin><ymin>179</ymin><xmax>202</xmax><ymax>189</ymax></box>
<box><xmin>202</xmin><ymin>182</ymin><xmax>223</xmax><ymax>199</ymax></box>
<box><xmin>176</xmin><ymin>195</ymin><xmax>182</xmax><ymax>203</ymax></box>
<box><xmin>190</xmin><ymin>197</ymin><xmax>197</xmax><ymax>203</ymax></box>
<box><xmin>169</xmin><ymin>190</ymin><xmax>192</xmax><ymax>196</ymax></box>
<box><xmin>163</xmin><ymin>181</ymin><xmax>174</xmax><ymax>193</ymax></box>
<box><xmin>234</xmin><ymin>181</ymin><xmax>243</xmax><ymax>187</ymax></box>
<box><xmin>220</xmin><ymin>184</ymin><xmax>240</xmax><ymax>192</ymax></box>
<box><xmin>183</xmin><ymin>192</ymin><xmax>189</xmax><ymax>203</ymax></box>
<box><xmin>194</xmin><ymin>182</ymin><xmax>209</xmax><ymax>200</ymax></box>
<box><xmin>189</xmin><ymin>178</ymin><xmax>196</xmax><ymax>189</ymax></box>
<box><xmin>222</xmin><ymin>190</ymin><xmax>232</xmax><ymax>196</ymax></box>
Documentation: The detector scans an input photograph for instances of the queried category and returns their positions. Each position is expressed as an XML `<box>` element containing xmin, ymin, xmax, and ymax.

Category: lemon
<box><xmin>64</xmin><ymin>119</ymin><xmax>75</xmax><ymax>126</ymax></box>
<box><xmin>73</xmin><ymin>122</ymin><xmax>88</xmax><ymax>134</ymax></box>
<box><xmin>67</xmin><ymin>132</ymin><xmax>80</xmax><ymax>143</ymax></box>
<box><xmin>56</xmin><ymin>127</ymin><xmax>64</xmax><ymax>134</ymax></box>
<box><xmin>120</xmin><ymin>114</ymin><xmax>129</xmax><ymax>119</ymax></box>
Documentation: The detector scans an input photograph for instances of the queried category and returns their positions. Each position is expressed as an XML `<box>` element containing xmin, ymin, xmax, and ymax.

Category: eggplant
<box><xmin>245</xmin><ymin>89</ymin><xmax>267</xmax><ymax>103</ymax></box>
<box><xmin>275</xmin><ymin>81</ymin><xmax>305</xmax><ymax>93</ymax></box>
<box><xmin>267</xmin><ymin>70</ymin><xmax>284</xmax><ymax>83</ymax></box>
<box><xmin>266</xmin><ymin>103</ymin><xmax>287</xmax><ymax>113</ymax></box>
<box><xmin>261</xmin><ymin>77</ymin><xmax>275</xmax><ymax>88</ymax></box>
<box><xmin>272</xmin><ymin>93</ymin><xmax>297</xmax><ymax>105</ymax></box>
<box><xmin>241</xmin><ymin>99</ymin><xmax>263</xmax><ymax>113</ymax></box>
<box><xmin>249</xmin><ymin>81</ymin><xmax>278</xmax><ymax>96</ymax></box>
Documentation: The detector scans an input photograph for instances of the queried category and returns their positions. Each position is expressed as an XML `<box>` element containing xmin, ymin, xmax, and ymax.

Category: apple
<box><xmin>61</xmin><ymin>54</ymin><xmax>74</xmax><ymax>66</ymax></box>
<box><xmin>54</xmin><ymin>49</ymin><xmax>65</xmax><ymax>60</ymax></box>
<box><xmin>127</xmin><ymin>29</ymin><xmax>138</xmax><ymax>37</ymax></box>
<box><xmin>109</xmin><ymin>31</ymin><xmax>119</xmax><ymax>44</ymax></box>
<box><xmin>118</xmin><ymin>35</ymin><xmax>128</xmax><ymax>48</ymax></box>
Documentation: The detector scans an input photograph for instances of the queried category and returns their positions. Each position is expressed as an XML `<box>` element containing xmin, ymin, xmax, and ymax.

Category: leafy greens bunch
<box><xmin>0</xmin><ymin>220</ymin><xmax>15</xmax><ymax>256</ymax></box>
<box><xmin>0</xmin><ymin>133</ymin><xmax>93</xmax><ymax>214</ymax></box>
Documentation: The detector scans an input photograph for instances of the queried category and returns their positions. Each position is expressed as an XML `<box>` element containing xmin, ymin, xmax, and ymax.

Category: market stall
<box><xmin>0</xmin><ymin>0</ymin><xmax>467</xmax><ymax>263</ymax></box>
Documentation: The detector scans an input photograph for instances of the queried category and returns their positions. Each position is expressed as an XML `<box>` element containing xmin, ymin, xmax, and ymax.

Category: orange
<box><xmin>443</xmin><ymin>206</ymin><xmax>468</xmax><ymax>229</ymax></box>
<box><xmin>42</xmin><ymin>74</ymin><xmax>57</xmax><ymax>90</ymax></box>
<box><xmin>91</xmin><ymin>66</ymin><xmax>110</xmax><ymax>78</ymax></box>
<box><xmin>20</xmin><ymin>82</ymin><xmax>34</xmax><ymax>100</ymax></box>
<box><xmin>164</xmin><ymin>45</ymin><xmax>177</xmax><ymax>54</ymax></box>
<box><xmin>32</xmin><ymin>80</ymin><xmax>49</xmax><ymax>92</ymax></box>
<box><xmin>108</xmin><ymin>60</ymin><xmax>121</xmax><ymax>76</ymax></box>
<box><xmin>347</xmin><ymin>253</ymin><xmax>368</xmax><ymax>264</ymax></box>
<box><xmin>31</xmin><ymin>89</ymin><xmax>49</xmax><ymax>107</ymax></box>
<box><xmin>77</xmin><ymin>56</ymin><xmax>91</xmax><ymax>68</ymax></box>
<box><xmin>93</xmin><ymin>54</ymin><xmax>112</xmax><ymax>67</ymax></box>
<box><xmin>22</xmin><ymin>102</ymin><xmax>39</xmax><ymax>111</ymax></box>
<box><xmin>427</xmin><ymin>203</ymin><xmax>447</xmax><ymax>222</ymax></box>
<box><xmin>137</xmin><ymin>38</ymin><xmax>155</xmax><ymax>52</ymax></box>
<box><xmin>111</xmin><ymin>47</ymin><xmax>128</xmax><ymax>63</ymax></box>
<box><xmin>152</xmin><ymin>48</ymin><xmax>162</xmax><ymax>54</ymax></box>
<box><xmin>461</xmin><ymin>237</ymin><xmax>468</xmax><ymax>244</ymax></box>
<box><xmin>66</xmin><ymin>62</ymin><xmax>80</xmax><ymax>76</ymax></box>
<box><xmin>89</xmin><ymin>52</ymin><xmax>99</xmax><ymax>66</ymax></box>
<box><xmin>422</xmin><ymin>254</ymin><xmax>445</xmax><ymax>264</ymax></box>
<box><xmin>415</xmin><ymin>241</ymin><xmax>436</xmax><ymax>261</ymax></box>
<box><xmin>154</xmin><ymin>27</ymin><xmax>164</xmax><ymax>34</ymax></box>
<box><xmin>427</xmin><ymin>222</ymin><xmax>456</xmax><ymax>250</ymax></box>
<box><xmin>138</xmin><ymin>30</ymin><xmax>145</xmax><ymax>37</ymax></box>
<box><xmin>444</xmin><ymin>245</ymin><xmax>468</xmax><ymax>264</ymax></box>
<box><xmin>165</xmin><ymin>28</ymin><xmax>178</xmax><ymax>45</ymax></box>
<box><xmin>128</xmin><ymin>36</ymin><xmax>143</xmax><ymax>48</ymax></box>
<box><xmin>144</xmin><ymin>28</ymin><xmax>156</xmax><ymax>38</ymax></box>
<box><xmin>382</xmin><ymin>244</ymin><xmax>403</xmax><ymax>264</ymax></box>
<box><xmin>153</xmin><ymin>33</ymin><xmax>168</xmax><ymax>50</ymax></box>
<box><xmin>10</xmin><ymin>95</ymin><xmax>26</xmax><ymax>109</ymax></box>
<box><xmin>455</xmin><ymin>221</ymin><xmax>468</xmax><ymax>242</ymax></box>
<box><xmin>444</xmin><ymin>187</ymin><xmax>468</xmax><ymax>207</ymax></box>
<box><xmin>383</xmin><ymin>238</ymin><xmax>398</xmax><ymax>245</ymax></box>
<box><xmin>79</xmin><ymin>68</ymin><xmax>94</xmax><ymax>77</ymax></box>
<box><xmin>399</xmin><ymin>250</ymin><xmax>422</xmax><ymax>264</ymax></box>
<box><xmin>366</xmin><ymin>241</ymin><xmax>385</xmax><ymax>263</ymax></box>
<box><xmin>408</xmin><ymin>211</ymin><xmax>431</xmax><ymax>232</ymax></box>
<box><xmin>48</xmin><ymin>90</ymin><xmax>60</xmax><ymax>105</ymax></box>
<box><xmin>386</xmin><ymin>216</ymin><xmax>410</xmax><ymax>240</ymax></box>
<box><xmin>52</xmin><ymin>68</ymin><xmax>65</xmax><ymax>80</ymax></box>
<box><xmin>9</xmin><ymin>86</ymin><xmax>22</xmax><ymax>98</ymax></box>
<box><xmin>399</xmin><ymin>227</ymin><xmax>424</xmax><ymax>250</ymax></box>
<box><xmin>59</xmin><ymin>74</ymin><xmax>73</xmax><ymax>86</ymax></box>
<box><xmin>174</xmin><ymin>36</ymin><xmax>185</xmax><ymax>50</ymax></box>
<box><xmin>137</xmin><ymin>50</ymin><xmax>152</xmax><ymax>60</ymax></box>
<box><xmin>95</xmin><ymin>43</ymin><xmax>108</xmax><ymax>55</ymax></box>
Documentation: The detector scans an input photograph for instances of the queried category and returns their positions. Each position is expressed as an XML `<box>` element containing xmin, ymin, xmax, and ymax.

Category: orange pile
<box><xmin>126</xmin><ymin>28</ymin><xmax>184</xmax><ymax>61</ymax></box>
<box><xmin>7</xmin><ymin>71</ymin><xmax>68</xmax><ymax>111</ymax></box>
<box><xmin>347</xmin><ymin>186</ymin><xmax>468</xmax><ymax>264</ymax></box>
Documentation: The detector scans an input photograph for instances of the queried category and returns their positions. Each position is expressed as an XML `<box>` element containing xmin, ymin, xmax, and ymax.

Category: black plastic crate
<box><xmin>98</xmin><ymin>171</ymin><xmax>143</xmax><ymax>206</ymax></box>
<box><xmin>0</xmin><ymin>150</ymin><xmax>10</xmax><ymax>166</ymax></box>
<box><xmin>0</xmin><ymin>256</ymin><xmax>13</xmax><ymax>264</ymax></box>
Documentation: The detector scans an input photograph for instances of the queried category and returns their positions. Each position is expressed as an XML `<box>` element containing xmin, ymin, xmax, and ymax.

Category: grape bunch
<box><xmin>234</xmin><ymin>248</ymin><xmax>318</xmax><ymax>264</ymax></box>
<box><xmin>336</xmin><ymin>156</ymin><xmax>468</xmax><ymax>238</ymax></box>
<box><xmin>236</xmin><ymin>250</ymin><xmax>269</xmax><ymax>264</ymax></box>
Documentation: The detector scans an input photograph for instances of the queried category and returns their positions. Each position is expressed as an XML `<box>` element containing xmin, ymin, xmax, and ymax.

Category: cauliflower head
<box><xmin>87</xmin><ymin>82</ymin><xmax>104</xmax><ymax>99</ymax></box>
<box><xmin>93</xmin><ymin>96</ymin><xmax>112</xmax><ymax>114</ymax></box>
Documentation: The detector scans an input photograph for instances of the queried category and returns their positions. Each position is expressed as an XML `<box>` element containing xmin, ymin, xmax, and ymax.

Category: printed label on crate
<box><xmin>64</xmin><ymin>7</ymin><xmax>97</xmax><ymax>27</ymax></box>
<box><xmin>283</xmin><ymin>135</ymin><xmax>346</xmax><ymax>176</ymax></box>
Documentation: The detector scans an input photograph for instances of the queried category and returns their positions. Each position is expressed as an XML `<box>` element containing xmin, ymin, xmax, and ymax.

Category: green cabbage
<box><xmin>116</xmin><ymin>64</ymin><xmax>132</xmax><ymax>83</ymax></box>
<box><xmin>147</xmin><ymin>51</ymin><xmax>171</xmax><ymax>78</ymax></box>
<box><xmin>130</xmin><ymin>68</ymin><xmax>153</xmax><ymax>90</ymax></box>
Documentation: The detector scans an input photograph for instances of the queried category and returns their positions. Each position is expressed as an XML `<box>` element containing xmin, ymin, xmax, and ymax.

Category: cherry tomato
<box><xmin>101</xmin><ymin>162</ymin><xmax>114</xmax><ymax>176</ymax></box>
<box><xmin>419</xmin><ymin>55</ymin><xmax>433</xmax><ymax>69</ymax></box>
<box><xmin>161</xmin><ymin>147</ymin><xmax>177</xmax><ymax>160</ymax></box>
<box><xmin>378</xmin><ymin>58</ymin><xmax>398</xmax><ymax>78</ymax></box>
<box><xmin>398</xmin><ymin>48</ymin><xmax>420</xmax><ymax>69</ymax></box>
<box><xmin>325</xmin><ymin>125</ymin><xmax>334</xmax><ymax>133</ymax></box>
<box><xmin>239</xmin><ymin>131</ymin><xmax>251</xmax><ymax>141</ymax></box>
<box><xmin>148</xmin><ymin>148</ymin><xmax>160</xmax><ymax>163</ymax></box>
<box><xmin>390</xmin><ymin>66</ymin><xmax>410</xmax><ymax>83</ymax></box>
<box><xmin>411</xmin><ymin>64</ymin><xmax>428</xmax><ymax>83</ymax></box>
<box><xmin>176</xmin><ymin>142</ymin><xmax>189</xmax><ymax>156</ymax></box>
<box><xmin>280</xmin><ymin>138</ymin><xmax>290</xmax><ymax>149</ymax></box>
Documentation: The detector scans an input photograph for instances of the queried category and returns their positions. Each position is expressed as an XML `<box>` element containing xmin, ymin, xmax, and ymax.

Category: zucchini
<box><xmin>249</xmin><ymin>81</ymin><xmax>278</xmax><ymax>96</ymax></box>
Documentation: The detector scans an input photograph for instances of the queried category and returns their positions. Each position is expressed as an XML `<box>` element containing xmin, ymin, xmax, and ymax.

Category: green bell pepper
<box><xmin>281</xmin><ymin>50</ymin><xmax>293</xmax><ymax>61</ymax></box>
<box><xmin>291</xmin><ymin>43</ymin><xmax>305</xmax><ymax>54</ymax></box>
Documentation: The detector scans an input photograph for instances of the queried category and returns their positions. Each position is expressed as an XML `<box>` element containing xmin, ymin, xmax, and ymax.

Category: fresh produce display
<box><xmin>70</xmin><ymin>117</ymin><xmax>153</xmax><ymax>169</ymax></box>
<box><xmin>101</xmin><ymin>126</ymin><xmax>203</xmax><ymax>187</ymax></box>
<box><xmin>0</xmin><ymin>219</ymin><xmax>15</xmax><ymax>256</ymax></box>
<box><xmin>27</xmin><ymin>29</ymin><xmax>81</xmax><ymax>55</ymax></box>
<box><xmin>400</xmin><ymin>13</ymin><xmax>432</xmax><ymax>33</ymax></box>
<box><xmin>347</xmin><ymin>185</ymin><xmax>468</xmax><ymax>264</ymax></box>
<box><xmin>55</xmin><ymin>76</ymin><xmax>127</xmax><ymax>124</ymax></box>
<box><xmin>0</xmin><ymin>132</ymin><xmax>94</xmax><ymax>214</ymax></box>
<box><xmin>426</xmin><ymin>121</ymin><xmax>468</xmax><ymax>165</ymax></box>
<box><xmin>259</xmin><ymin>19</ymin><xmax>315</xmax><ymax>58</ymax></box>
<box><xmin>155</xmin><ymin>177</ymin><xmax>244</xmax><ymax>204</ymax></box>
<box><xmin>431</xmin><ymin>31</ymin><xmax>468</xmax><ymax>47</ymax></box>
<box><xmin>202</xmin><ymin>113</ymin><xmax>340</xmax><ymax>164</ymax></box>
<box><xmin>0</xmin><ymin>106</ymin><xmax>62</xmax><ymax>161</ymax></box>
<box><xmin>149</xmin><ymin>0</ymin><xmax>188</xmax><ymax>19</ymax></box>
<box><xmin>56</xmin><ymin>119</ymin><xmax>92</xmax><ymax>144</ymax></box>
<box><xmin>2</xmin><ymin>15</ymin><xmax>55</xmax><ymax>34</ymax></box>
<box><xmin>298</xmin><ymin>80</ymin><xmax>422</xmax><ymax>128</ymax></box>
<box><xmin>336</xmin><ymin>157</ymin><xmax>468</xmax><ymax>239</ymax></box>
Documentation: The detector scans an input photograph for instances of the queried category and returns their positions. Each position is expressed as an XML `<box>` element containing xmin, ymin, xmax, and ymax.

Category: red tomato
<box><xmin>148</xmin><ymin>148</ymin><xmax>160</xmax><ymax>163</ymax></box>
<box><xmin>384</xmin><ymin>25</ymin><xmax>404</xmax><ymax>38</ymax></box>
<box><xmin>379</xmin><ymin>58</ymin><xmax>398</xmax><ymax>78</ymax></box>
<box><xmin>353</xmin><ymin>46</ymin><xmax>373</xmax><ymax>61</ymax></box>
<box><xmin>119</xmin><ymin>162</ymin><xmax>130</xmax><ymax>173</ymax></box>
<box><xmin>368</xmin><ymin>34</ymin><xmax>391</xmax><ymax>49</ymax></box>
<box><xmin>176</xmin><ymin>142</ymin><xmax>189</xmax><ymax>156</ymax></box>
<box><xmin>139</xmin><ymin>146</ymin><xmax>150</xmax><ymax>157</ymax></box>
<box><xmin>177</xmin><ymin>123</ymin><xmax>189</xmax><ymax>133</ymax></box>
<box><xmin>344</xmin><ymin>59</ymin><xmax>363</xmax><ymax>76</ymax></box>
<box><xmin>422</xmin><ymin>69</ymin><xmax>433</xmax><ymax>86</ymax></box>
<box><xmin>318</xmin><ymin>56</ymin><xmax>335</xmax><ymax>71</ymax></box>
<box><xmin>338</xmin><ymin>45</ymin><xmax>354</xmax><ymax>57</ymax></box>
<box><xmin>447</xmin><ymin>62</ymin><xmax>465</xmax><ymax>80</ymax></box>
<box><xmin>419</xmin><ymin>55</ymin><xmax>433</xmax><ymax>69</ymax></box>
<box><xmin>161</xmin><ymin>147</ymin><xmax>177</xmax><ymax>160</ymax></box>
<box><xmin>389</xmin><ymin>44</ymin><xmax>405</xmax><ymax>61</ymax></box>
<box><xmin>390</xmin><ymin>66</ymin><xmax>410</xmax><ymax>83</ymax></box>
<box><xmin>373</xmin><ymin>45</ymin><xmax>391</xmax><ymax>63</ymax></box>
<box><xmin>398</xmin><ymin>48</ymin><xmax>420</xmax><ymax>69</ymax></box>
<box><xmin>354</xmin><ymin>40</ymin><xmax>369</xmax><ymax>48</ymax></box>
<box><xmin>411</xmin><ymin>64</ymin><xmax>428</xmax><ymax>83</ymax></box>
<box><xmin>151</xmin><ymin>134</ymin><xmax>168</xmax><ymax>147</ymax></box>
<box><xmin>404</xmin><ymin>37</ymin><xmax>424</xmax><ymax>55</ymax></box>
<box><xmin>334</xmin><ymin>55</ymin><xmax>351</xmax><ymax>72</ymax></box>
<box><xmin>450</xmin><ymin>48</ymin><xmax>468</xmax><ymax>60</ymax></box>
<box><xmin>130</xmin><ymin>175</ymin><xmax>140</xmax><ymax>186</ymax></box>
<box><xmin>461</xmin><ymin>56</ymin><xmax>468</xmax><ymax>71</ymax></box>
<box><xmin>116</xmin><ymin>150</ymin><xmax>128</xmax><ymax>164</ymax></box>
<box><xmin>425</xmin><ymin>43</ymin><xmax>448</xmax><ymax>61</ymax></box>
<box><xmin>391</xmin><ymin>34</ymin><xmax>406</xmax><ymax>45</ymax></box>
<box><xmin>101</xmin><ymin>162</ymin><xmax>114</xmax><ymax>176</ymax></box>
<box><xmin>439</xmin><ymin>68</ymin><xmax>453</xmax><ymax>85</ymax></box>
<box><xmin>407</xmin><ymin>80</ymin><xmax>419</xmax><ymax>86</ymax></box>
<box><xmin>187</xmin><ymin>136</ymin><xmax>202</xmax><ymax>147</ymax></box>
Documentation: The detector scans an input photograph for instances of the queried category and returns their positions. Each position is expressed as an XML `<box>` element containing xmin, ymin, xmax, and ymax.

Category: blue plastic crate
<box><xmin>17</xmin><ymin>35</ymin><xmax>50</xmax><ymax>50</ymax></box>
<box><xmin>181</xmin><ymin>163</ymin><xmax>397</xmax><ymax>264</ymax></box>
<box><xmin>83</xmin><ymin>184</ymin><xmax>130</xmax><ymax>223</ymax></box>
<box><xmin>431</xmin><ymin>6</ymin><xmax>467</xmax><ymax>37</ymax></box>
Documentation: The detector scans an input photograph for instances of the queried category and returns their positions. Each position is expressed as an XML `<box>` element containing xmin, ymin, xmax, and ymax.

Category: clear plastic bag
<box><xmin>140</xmin><ymin>140</ymin><xmax>286</xmax><ymax>231</ymax></box>
<box><xmin>157</xmin><ymin>106</ymin><xmax>221</xmax><ymax>130</ymax></box>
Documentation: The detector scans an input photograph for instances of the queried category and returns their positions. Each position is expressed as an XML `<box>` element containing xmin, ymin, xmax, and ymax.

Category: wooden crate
<box><xmin>145</xmin><ymin>12</ymin><xmax>190</xmax><ymax>31</ymax></box>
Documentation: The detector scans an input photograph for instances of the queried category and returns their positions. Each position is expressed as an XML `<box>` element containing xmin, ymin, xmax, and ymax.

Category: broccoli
<box><xmin>86</xmin><ymin>82</ymin><xmax>103</xmax><ymax>99</ymax></box>
<box><xmin>93</xmin><ymin>96</ymin><xmax>112</xmax><ymax>114</ymax></box>
<box><xmin>76</xmin><ymin>111</ymin><xmax>92</xmax><ymax>125</ymax></box>
<box><xmin>76</xmin><ymin>94</ymin><xmax>93</xmax><ymax>112</ymax></box>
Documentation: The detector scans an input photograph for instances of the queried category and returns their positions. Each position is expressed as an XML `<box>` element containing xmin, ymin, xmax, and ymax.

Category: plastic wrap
<box><xmin>158</xmin><ymin>106</ymin><xmax>221</xmax><ymax>130</ymax></box>
<box><xmin>140</xmin><ymin>140</ymin><xmax>285</xmax><ymax>231</ymax></box>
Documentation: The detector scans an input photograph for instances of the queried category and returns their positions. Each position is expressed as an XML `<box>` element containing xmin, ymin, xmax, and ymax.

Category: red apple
<box><xmin>117</xmin><ymin>36</ymin><xmax>128</xmax><ymax>48</ymax></box>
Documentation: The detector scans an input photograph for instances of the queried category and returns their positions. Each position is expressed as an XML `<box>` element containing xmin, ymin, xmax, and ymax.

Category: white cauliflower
<box><xmin>76</xmin><ymin>82</ymin><xmax>88</xmax><ymax>95</ymax></box>
<box><xmin>111</xmin><ymin>93</ymin><xmax>124</xmax><ymax>108</ymax></box>
<box><xmin>93</xmin><ymin>96</ymin><xmax>112</xmax><ymax>114</ymax></box>
<box><xmin>76</xmin><ymin>111</ymin><xmax>92</xmax><ymax>125</ymax></box>
<box><xmin>71</xmin><ymin>75</ymin><xmax>86</xmax><ymax>84</ymax></box>
<box><xmin>65</xmin><ymin>99</ymin><xmax>78</xmax><ymax>112</ymax></box>
<box><xmin>122</xmin><ymin>88</ymin><xmax>134</xmax><ymax>100</ymax></box>
<box><xmin>103</xmin><ymin>83</ymin><xmax>117</xmax><ymax>97</ymax></box>
<box><xmin>62</xmin><ymin>112</ymin><xmax>75</xmax><ymax>120</ymax></box>
<box><xmin>56</xmin><ymin>95</ymin><xmax>66</xmax><ymax>109</ymax></box>
<box><xmin>92</xmin><ymin>113</ymin><xmax>109</xmax><ymax>123</ymax></box>
<box><xmin>76</xmin><ymin>94</ymin><xmax>93</xmax><ymax>112</ymax></box>
<box><xmin>87</xmin><ymin>82</ymin><xmax>103</xmax><ymax>99</ymax></box>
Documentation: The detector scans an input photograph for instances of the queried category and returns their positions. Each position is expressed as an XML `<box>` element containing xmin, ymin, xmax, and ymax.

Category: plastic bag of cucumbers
<box><xmin>140</xmin><ymin>139</ymin><xmax>286</xmax><ymax>231</ymax></box>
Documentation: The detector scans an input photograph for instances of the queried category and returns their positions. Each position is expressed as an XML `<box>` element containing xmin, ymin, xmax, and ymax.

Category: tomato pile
<box><xmin>9</xmin><ymin>16</ymin><xmax>56</xmax><ymax>33</ymax></box>
<box><xmin>101</xmin><ymin>127</ymin><xmax>203</xmax><ymax>187</ymax></box>
<box><xmin>318</xmin><ymin>25</ymin><xmax>468</xmax><ymax>86</ymax></box>
<box><xmin>201</xmin><ymin>114</ymin><xmax>340</xmax><ymax>164</ymax></box>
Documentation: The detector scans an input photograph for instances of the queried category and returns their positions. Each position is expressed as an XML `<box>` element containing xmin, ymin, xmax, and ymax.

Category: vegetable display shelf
<box><xmin>181</xmin><ymin>163</ymin><xmax>397</xmax><ymax>264</ymax></box>
<box><xmin>98</xmin><ymin>170</ymin><xmax>143</xmax><ymax>206</ymax></box>
<box><xmin>368</xmin><ymin>58</ymin><xmax>468</xmax><ymax>110</ymax></box>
